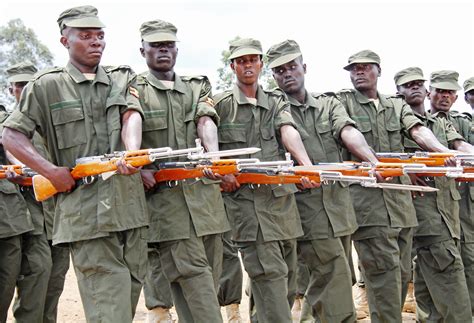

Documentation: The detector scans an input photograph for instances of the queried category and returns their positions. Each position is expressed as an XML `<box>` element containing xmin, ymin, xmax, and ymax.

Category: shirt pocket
<box><xmin>218</xmin><ymin>127</ymin><xmax>247</xmax><ymax>144</ymax></box>
<box><xmin>315</xmin><ymin>122</ymin><xmax>338</xmax><ymax>156</ymax></box>
<box><xmin>260</xmin><ymin>126</ymin><xmax>281</xmax><ymax>160</ymax></box>
<box><xmin>385</xmin><ymin>117</ymin><xmax>402</xmax><ymax>151</ymax></box>
<box><xmin>143</xmin><ymin>110</ymin><xmax>167</xmax><ymax>132</ymax></box>
<box><xmin>51</xmin><ymin>106</ymin><xmax>87</xmax><ymax>149</ymax></box>
<box><xmin>354</xmin><ymin>116</ymin><xmax>373</xmax><ymax>147</ymax></box>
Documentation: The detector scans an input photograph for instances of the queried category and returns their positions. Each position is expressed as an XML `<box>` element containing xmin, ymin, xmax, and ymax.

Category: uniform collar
<box><xmin>287</xmin><ymin>90</ymin><xmax>317</xmax><ymax>109</ymax></box>
<box><xmin>145</xmin><ymin>72</ymin><xmax>186</xmax><ymax>94</ymax></box>
<box><xmin>429</xmin><ymin>110</ymin><xmax>450</xmax><ymax>119</ymax></box>
<box><xmin>65</xmin><ymin>62</ymin><xmax>110</xmax><ymax>85</ymax></box>
<box><xmin>232</xmin><ymin>85</ymin><xmax>270</xmax><ymax>110</ymax></box>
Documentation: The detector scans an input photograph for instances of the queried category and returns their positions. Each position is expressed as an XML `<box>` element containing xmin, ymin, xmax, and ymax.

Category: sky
<box><xmin>1</xmin><ymin>0</ymin><xmax>473</xmax><ymax>111</ymax></box>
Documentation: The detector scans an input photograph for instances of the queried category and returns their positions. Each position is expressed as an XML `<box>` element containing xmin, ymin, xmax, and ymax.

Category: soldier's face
<box><xmin>61</xmin><ymin>28</ymin><xmax>105</xmax><ymax>73</ymax></box>
<box><xmin>428</xmin><ymin>88</ymin><xmax>458</xmax><ymax>112</ymax></box>
<box><xmin>397</xmin><ymin>80</ymin><xmax>428</xmax><ymax>106</ymax></box>
<box><xmin>9</xmin><ymin>82</ymin><xmax>28</xmax><ymax>103</ymax></box>
<box><xmin>465</xmin><ymin>90</ymin><xmax>474</xmax><ymax>109</ymax></box>
<box><xmin>272</xmin><ymin>58</ymin><xmax>306</xmax><ymax>95</ymax></box>
<box><xmin>141</xmin><ymin>41</ymin><xmax>178</xmax><ymax>73</ymax></box>
<box><xmin>349</xmin><ymin>63</ymin><xmax>380</xmax><ymax>92</ymax></box>
<box><xmin>231</xmin><ymin>55</ymin><xmax>262</xmax><ymax>85</ymax></box>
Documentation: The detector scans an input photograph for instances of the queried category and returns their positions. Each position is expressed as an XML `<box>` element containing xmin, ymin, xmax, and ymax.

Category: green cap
<box><xmin>463</xmin><ymin>77</ymin><xmax>474</xmax><ymax>93</ymax></box>
<box><xmin>140</xmin><ymin>20</ymin><xmax>179</xmax><ymax>42</ymax></box>
<box><xmin>228</xmin><ymin>38</ymin><xmax>262</xmax><ymax>60</ymax></box>
<box><xmin>430</xmin><ymin>70</ymin><xmax>461</xmax><ymax>91</ymax></box>
<box><xmin>6</xmin><ymin>61</ymin><xmax>37</xmax><ymax>83</ymax></box>
<box><xmin>57</xmin><ymin>5</ymin><xmax>105</xmax><ymax>32</ymax></box>
<box><xmin>266</xmin><ymin>40</ymin><xmax>302</xmax><ymax>69</ymax></box>
<box><xmin>394</xmin><ymin>67</ymin><xmax>426</xmax><ymax>86</ymax></box>
<box><xmin>344</xmin><ymin>49</ymin><xmax>380</xmax><ymax>70</ymax></box>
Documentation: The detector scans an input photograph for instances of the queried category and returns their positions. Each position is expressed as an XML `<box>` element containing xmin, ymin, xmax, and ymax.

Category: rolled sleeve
<box><xmin>3</xmin><ymin>109</ymin><xmax>37</xmax><ymax>139</ymax></box>
<box><xmin>194</xmin><ymin>78</ymin><xmax>220</xmax><ymax>125</ymax></box>
<box><xmin>275</xmin><ymin>100</ymin><xmax>297</xmax><ymax>130</ymax></box>
<box><xmin>400</xmin><ymin>103</ymin><xmax>423</xmax><ymax>132</ymax></box>
<box><xmin>122</xmin><ymin>75</ymin><xmax>145</xmax><ymax>120</ymax></box>
<box><xmin>445</xmin><ymin>120</ymin><xmax>465</xmax><ymax>144</ymax></box>
<box><xmin>329</xmin><ymin>97</ymin><xmax>357</xmax><ymax>141</ymax></box>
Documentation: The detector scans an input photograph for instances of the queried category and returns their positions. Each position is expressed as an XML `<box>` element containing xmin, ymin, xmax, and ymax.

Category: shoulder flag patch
<box><xmin>129</xmin><ymin>86</ymin><xmax>139</xmax><ymax>99</ymax></box>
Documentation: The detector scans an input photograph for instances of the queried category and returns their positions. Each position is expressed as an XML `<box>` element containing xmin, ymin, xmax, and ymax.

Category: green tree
<box><xmin>0</xmin><ymin>19</ymin><xmax>54</xmax><ymax>107</ymax></box>
<box><xmin>216</xmin><ymin>36</ymin><xmax>277</xmax><ymax>92</ymax></box>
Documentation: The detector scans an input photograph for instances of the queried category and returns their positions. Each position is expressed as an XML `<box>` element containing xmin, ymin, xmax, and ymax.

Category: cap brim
<box><xmin>431</xmin><ymin>82</ymin><xmax>461</xmax><ymax>91</ymax></box>
<box><xmin>464</xmin><ymin>85</ymin><xmax>474</xmax><ymax>93</ymax></box>
<box><xmin>142</xmin><ymin>32</ymin><xmax>179</xmax><ymax>42</ymax></box>
<box><xmin>343</xmin><ymin>58</ymin><xmax>379</xmax><ymax>70</ymax></box>
<box><xmin>8</xmin><ymin>74</ymin><xmax>34</xmax><ymax>83</ymax></box>
<box><xmin>228</xmin><ymin>48</ymin><xmax>262</xmax><ymax>60</ymax></box>
<box><xmin>267</xmin><ymin>53</ymin><xmax>302</xmax><ymax>69</ymax></box>
<box><xmin>396</xmin><ymin>74</ymin><xmax>426</xmax><ymax>86</ymax></box>
<box><xmin>65</xmin><ymin>17</ymin><xmax>106</xmax><ymax>28</ymax></box>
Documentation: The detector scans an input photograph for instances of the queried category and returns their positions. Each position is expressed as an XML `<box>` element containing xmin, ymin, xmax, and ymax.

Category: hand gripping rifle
<box><xmin>32</xmin><ymin>139</ymin><xmax>260</xmax><ymax>202</ymax></box>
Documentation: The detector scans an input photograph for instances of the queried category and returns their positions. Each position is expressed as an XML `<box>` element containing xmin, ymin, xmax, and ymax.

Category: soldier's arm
<box><xmin>118</xmin><ymin>110</ymin><xmax>142</xmax><ymax>175</ymax></box>
<box><xmin>280</xmin><ymin>125</ymin><xmax>311</xmax><ymax>166</ymax></box>
<box><xmin>340</xmin><ymin>125</ymin><xmax>378</xmax><ymax>164</ymax></box>
<box><xmin>2</xmin><ymin>127</ymin><xmax>74</xmax><ymax>192</ymax></box>
<box><xmin>453</xmin><ymin>140</ymin><xmax>474</xmax><ymax>153</ymax></box>
<box><xmin>197</xmin><ymin>116</ymin><xmax>219</xmax><ymax>153</ymax></box>
<box><xmin>409</xmin><ymin>124</ymin><xmax>451</xmax><ymax>152</ymax></box>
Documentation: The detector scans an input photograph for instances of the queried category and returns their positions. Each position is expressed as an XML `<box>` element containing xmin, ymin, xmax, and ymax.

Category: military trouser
<box><xmin>157</xmin><ymin>228</ymin><xmax>224</xmax><ymax>323</ymax></box>
<box><xmin>414</xmin><ymin>237</ymin><xmax>471</xmax><ymax>323</ymax></box>
<box><xmin>44</xmin><ymin>241</ymin><xmax>70</xmax><ymax>323</ymax></box>
<box><xmin>0</xmin><ymin>235</ymin><xmax>22</xmax><ymax>323</ymax></box>
<box><xmin>12</xmin><ymin>232</ymin><xmax>52</xmax><ymax>323</ymax></box>
<box><xmin>461</xmin><ymin>240</ymin><xmax>474</xmax><ymax>315</ymax></box>
<box><xmin>218</xmin><ymin>229</ymin><xmax>243</xmax><ymax>306</ymax></box>
<box><xmin>144</xmin><ymin>246</ymin><xmax>173</xmax><ymax>310</ymax></box>
<box><xmin>236</xmin><ymin>229</ymin><xmax>297</xmax><ymax>323</ymax></box>
<box><xmin>70</xmin><ymin>227</ymin><xmax>147</xmax><ymax>323</ymax></box>
<box><xmin>353</xmin><ymin>226</ymin><xmax>413</xmax><ymax>323</ymax></box>
<box><xmin>296</xmin><ymin>252</ymin><xmax>310</xmax><ymax>297</ymax></box>
<box><xmin>298</xmin><ymin>235</ymin><xmax>356</xmax><ymax>323</ymax></box>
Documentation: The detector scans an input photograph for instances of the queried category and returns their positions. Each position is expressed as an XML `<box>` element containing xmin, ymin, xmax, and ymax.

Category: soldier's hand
<box><xmin>202</xmin><ymin>167</ymin><xmax>221</xmax><ymax>180</ymax></box>
<box><xmin>408</xmin><ymin>173</ymin><xmax>427</xmax><ymax>198</ymax></box>
<box><xmin>297</xmin><ymin>176</ymin><xmax>320</xmax><ymax>190</ymax></box>
<box><xmin>45</xmin><ymin>166</ymin><xmax>75</xmax><ymax>193</ymax></box>
<box><xmin>217</xmin><ymin>174</ymin><xmax>240</xmax><ymax>192</ymax></box>
<box><xmin>375</xmin><ymin>171</ymin><xmax>391</xmax><ymax>183</ymax></box>
<box><xmin>141</xmin><ymin>169</ymin><xmax>156</xmax><ymax>190</ymax></box>
<box><xmin>444</xmin><ymin>156</ymin><xmax>457</xmax><ymax>167</ymax></box>
<box><xmin>116</xmin><ymin>159</ymin><xmax>141</xmax><ymax>175</ymax></box>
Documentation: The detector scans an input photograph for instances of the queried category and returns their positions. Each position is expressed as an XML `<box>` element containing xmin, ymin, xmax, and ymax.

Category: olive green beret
<box><xmin>394</xmin><ymin>67</ymin><xmax>426</xmax><ymax>86</ymax></box>
<box><xmin>228</xmin><ymin>38</ymin><xmax>262</xmax><ymax>60</ymax></box>
<box><xmin>266</xmin><ymin>40</ymin><xmax>302</xmax><ymax>69</ymax></box>
<box><xmin>6</xmin><ymin>61</ymin><xmax>37</xmax><ymax>83</ymax></box>
<box><xmin>463</xmin><ymin>77</ymin><xmax>474</xmax><ymax>93</ymax></box>
<box><xmin>344</xmin><ymin>49</ymin><xmax>380</xmax><ymax>70</ymax></box>
<box><xmin>140</xmin><ymin>20</ymin><xmax>179</xmax><ymax>42</ymax></box>
<box><xmin>430</xmin><ymin>70</ymin><xmax>461</xmax><ymax>91</ymax></box>
<box><xmin>57</xmin><ymin>5</ymin><xmax>105</xmax><ymax>32</ymax></box>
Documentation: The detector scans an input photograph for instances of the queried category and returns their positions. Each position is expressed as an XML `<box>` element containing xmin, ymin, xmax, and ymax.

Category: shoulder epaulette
<box><xmin>337</xmin><ymin>88</ymin><xmax>354</xmax><ymax>94</ymax></box>
<box><xmin>136</xmin><ymin>72</ymin><xmax>149</xmax><ymax>85</ymax></box>
<box><xmin>181</xmin><ymin>75</ymin><xmax>206</xmax><ymax>82</ymax></box>
<box><xmin>462</xmin><ymin>111</ymin><xmax>473</xmax><ymax>120</ymax></box>
<box><xmin>321</xmin><ymin>91</ymin><xmax>337</xmax><ymax>97</ymax></box>
<box><xmin>450</xmin><ymin>110</ymin><xmax>471</xmax><ymax>120</ymax></box>
<box><xmin>213</xmin><ymin>90</ymin><xmax>233</xmax><ymax>105</ymax></box>
<box><xmin>104</xmin><ymin>65</ymin><xmax>133</xmax><ymax>73</ymax></box>
<box><xmin>264</xmin><ymin>87</ymin><xmax>285</xmax><ymax>97</ymax></box>
<box><xmin>0</xmin><ymin>111</ymin><xmax>10</xmax><ymax>123</ymax></box>
<box><xmin>33</xmin><ymin>66</ymin><xmax>63</xmax><ymax>80</ymax></box>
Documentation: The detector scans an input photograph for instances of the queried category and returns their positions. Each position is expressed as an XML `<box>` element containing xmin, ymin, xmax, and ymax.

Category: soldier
<box><xmin>465</xmin><ymin>77</ymin><xmax>474</xmax><ymax>110</ymax></box>
<box><xmin>6</xmin><ymin>61</ymin><xmax>70</xmax><ymax>323</ymax></box>
<box><xmin>212</xmin><ymin>37</ymin><xmax>315</xmax><ymax>323</ymax></box>
<box><xmin>2</xmin><ymin>6</ymin><xmax>148</xmax><ymax>322</ymax></box>
<box><xmin>337</xmin><ymin>50</ymin><xmax>459</xmax><ymax>322</ymax></box>
<box><xmin>267</xmin><ymin>39</ymin><xmax>386</xmax><ymax>322</ymax></box>
<box><xmin>0</xmin><ymin>105</ymin><xmax>34</xmax><ymax>322</ymax></box>
<box><xmin>136</xmin><ymin>20</ymin><xmax>229</xmax><ymax>323</ymax></box>
<box><xmin>395</xmin><ymin>67</ymin><xmax>473</xmax><ymax>322</ymax></box>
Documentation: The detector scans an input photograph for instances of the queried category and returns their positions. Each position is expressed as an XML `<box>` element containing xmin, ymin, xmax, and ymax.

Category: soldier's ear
<box><xmin>60</xmin><ymin>36</ymin><xmax>69</xmax><ymax>49</ymax></box>
<box><xmin>453</xmin><ymin>94</ymin><xmax>458</xmax><ymax>103</ymax></box>
<box><xmin>230</xmin><ymin>61</ymin><xmax>235</xmax><ymax>72</ymax></box>
<box><xmin>377</xmin><ymin>66</ymin><xmax>382</xmax><ymax>77</ymax></box>
<box><xmin>139</xmin><ymin>47</ymin><xmax>145</xmax><ymax>58</ymax></box>
<box><xmin>303</xmin><ymin>63</ymin><xmax>307</xmax><ymax>74</ymax></box>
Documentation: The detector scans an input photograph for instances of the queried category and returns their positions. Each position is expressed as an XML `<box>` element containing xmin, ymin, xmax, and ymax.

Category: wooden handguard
<box><xmin>154</xmin><ymin>164</ymin><xmax>239</xmax><ymax>183</ymax></box>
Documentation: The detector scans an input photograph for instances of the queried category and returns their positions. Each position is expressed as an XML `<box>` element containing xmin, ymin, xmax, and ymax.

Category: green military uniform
<box><xmin>266</xmin><ymin>40</ymin><xmax>357</xmax><ymax>323</ymax></box>
<box><xmin>0</xmin><ymin>110</ymin><xmax>34</xmax><ymax>323</ymax></box>
<box><xmin>215</xmin><ymin>38</ymin><xmax>303</xmax><ymax>322</ymax></box>
<box><xmin>337</xmin><ymin>50</ymin><xmax>420</xmax><ymax>323</ymax></box>
<box><xmin>7</xmin><ymin>61</ymin><xmax>57</xmax><ymax>323</ymax></box>
<box><xmin>218</xmin><ymin>229</ymin><xmax>243</xmax><ymax>307</ymax></box>
<box><xmin>3</xmin><ymin>7</ymin><xmax>149</xmax><ymax>322</ymax></box>
<box><xmin>137</xmin><ymin>18</ymin><xmax>229</xmax><ymax>323</ymax></box>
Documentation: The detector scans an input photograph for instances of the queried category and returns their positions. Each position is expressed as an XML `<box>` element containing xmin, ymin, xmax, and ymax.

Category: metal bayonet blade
<box><xmin>364</xmin><ymin>182</ymin><xmax>438</xmax><ymax>192</ymax></box>
<box><xmin>191</xmin><ymin>147</ymin><xmax>261</xmax><ymax>160</ymax></box>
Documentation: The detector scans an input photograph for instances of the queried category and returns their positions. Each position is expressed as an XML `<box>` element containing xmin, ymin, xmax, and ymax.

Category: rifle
<box><xmin>376</xmin><ymin>152</ymin><xmax>474</xmax><ymax>181</ymax></box>
<box><xmin>32</xmin><ymin>139</ymin><xmax>261</xmax><ymax>202</ymax></box>
<box><xmin>233</xmin><ymin>163</ymin><xmax>438</xmax><ymax>192</ymax></box>
<box><xmin>0</xmin><ymin>165</ymin><xmax>36</xmax><ymax>186</ymax></box>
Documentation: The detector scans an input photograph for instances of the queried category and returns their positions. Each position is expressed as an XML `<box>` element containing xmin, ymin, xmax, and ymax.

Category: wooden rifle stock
<box><xmin>153</xmin><ymin>160</ymin><xmax>241</xmax><ymax>183</ymax></box>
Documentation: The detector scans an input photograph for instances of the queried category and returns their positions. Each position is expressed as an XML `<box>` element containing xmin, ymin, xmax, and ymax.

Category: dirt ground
<box><xmin>7</xmin><ymin>249</ymin><xmax>416</xmax><ymax>322</ymax></box>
